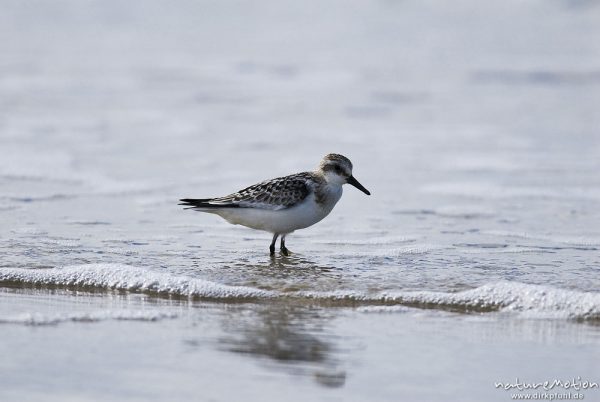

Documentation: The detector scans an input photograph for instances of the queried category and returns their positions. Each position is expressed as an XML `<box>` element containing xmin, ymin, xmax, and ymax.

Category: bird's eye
<box><xmin>334</xmin><ymin>165</ymin><xmax>342</xmax><ymax>173</ymax></box>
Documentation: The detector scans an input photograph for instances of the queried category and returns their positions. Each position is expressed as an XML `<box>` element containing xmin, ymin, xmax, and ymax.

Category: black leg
<box><xmin>280</xmin><ymin>235</ymin><xmax>290</xmax><ymax>256</ymax></box>
<box><xmin>270</xmin><ymin>233</ymin><xmax>279</xmax><ymax>255</ymax></box>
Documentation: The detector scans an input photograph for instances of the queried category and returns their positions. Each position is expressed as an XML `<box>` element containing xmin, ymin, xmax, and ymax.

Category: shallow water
<box><xmin>1</xmin><ymin>0</ymin><xmax>600</xmax><ymax>400</ymax></box>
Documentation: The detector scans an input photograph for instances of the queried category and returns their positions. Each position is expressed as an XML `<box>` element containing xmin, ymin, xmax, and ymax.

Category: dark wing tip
<box><xmin>179</xmin><ymin>198</ymin><xmax>239</xmax><ymax>209</ymax></box>
<box><xmin>179</xmin><ymin>198</ymin><xmax>210</xmax><ymax>207</ymax></box>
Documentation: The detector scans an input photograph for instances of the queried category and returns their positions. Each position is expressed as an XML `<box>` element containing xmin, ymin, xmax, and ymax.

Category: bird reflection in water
<box><xmin>187</xmin><ymin>251</ymin><xmax>343</xmax><ymax>290</ymax></box>
<box><xmin>219</xmin><ymin>303</ymin><xmax>347</xmax><ymax>388</ymax></box>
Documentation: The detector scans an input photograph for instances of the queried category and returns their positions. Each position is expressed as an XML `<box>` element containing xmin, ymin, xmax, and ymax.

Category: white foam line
<box><xmin>0</xmin><ymin>264</ymin><xmax>276</xmax><ymax>299</ymax></box>
<box><xmin>0</xmin><ymin>310</ymin><xmax>178</xmax><ymax>326</ymax></box>
<box><xmin>312</xmin><ymin>235</ymin><xmax>421</xmax><ymax>246</ymax></box>
<box><xmin>2</xmin><ymin>265</ymin><xmax>599</xmax><ymax>320</ymax></box>
<box><xmin>482</xmin><ymin>230</ymin><xmax>600</xmax><ymax>247</ymax></box>
<box><xmin>458</xmin><ymin>247</ymin><xmax>551</xmax><ymax>254</ymax></box>
<box><xmin>355</xmin><ymin>305</ymin><xmax>416</xmax><ymax>313</ymax></box>
<box><xmin>296</xmin><ymin>282</ymin><xmax>600</xmax><ymax>320</ymax></box>
<box><xmin>357</xmin><ymin>244</ymin><xmax>450</xmax><ymax>256</ymax></box>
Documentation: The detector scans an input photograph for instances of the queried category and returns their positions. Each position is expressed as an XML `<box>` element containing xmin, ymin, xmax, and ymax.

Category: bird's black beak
<box><xmin>347</xmin><ymin>175</ymin><xmax>371</xmax><ymax>195</ymax></box>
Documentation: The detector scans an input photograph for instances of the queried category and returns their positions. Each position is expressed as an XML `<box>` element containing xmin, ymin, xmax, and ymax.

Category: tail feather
<box><xmin>179</xmin><ymin>198</ymin><xmax>239</xmax><ymax>209</ymax></box>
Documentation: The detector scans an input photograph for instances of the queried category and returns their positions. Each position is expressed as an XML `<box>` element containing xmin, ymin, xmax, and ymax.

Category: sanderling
<box><xmin>180</xmin><ymin>153</ymin><xmax>370</xmax><ymax>255</ymax></box>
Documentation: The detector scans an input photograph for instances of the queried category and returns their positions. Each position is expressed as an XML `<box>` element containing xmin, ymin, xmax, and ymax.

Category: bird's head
<box><xmin>318</xmin><ymin>153</ymin><xmax>371</xmax><ymax>195</ymax></box>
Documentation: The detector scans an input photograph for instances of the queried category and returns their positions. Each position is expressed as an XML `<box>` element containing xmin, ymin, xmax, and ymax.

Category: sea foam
<box><xmin>0</xmin><ymin>310</ymin><xmax>178</xmax><ymax>326</ymax></box>
<box><xmin>0</xmin><ymin>264</ymin><xmax>276</xmax><ymax>299</ymax></box>
<box><xmin>1</xmin><ymin>264</ymin><xmax>599</xmax><ymax>320</ymax></box>
<box><xmin>301</xmin><ymin>282</ymin><xmax>600</xmax><ymax>320</ymax></box>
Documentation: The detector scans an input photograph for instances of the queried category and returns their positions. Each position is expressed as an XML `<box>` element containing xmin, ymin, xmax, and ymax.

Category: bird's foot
<box><xmin>269</xmin><ymin>244</ymin><xmax>276</xmax><ymax>255</ymax></box>
<box><xmin>280</xmin><ymin>246</ymin><xmax>290</xmax><ymax>256</ymax></box>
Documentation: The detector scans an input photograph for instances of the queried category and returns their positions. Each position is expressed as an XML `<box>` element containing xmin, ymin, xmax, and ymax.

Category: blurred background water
<box><xmin>1</xmin><ymin>0</ymin><xmax>600</xmax><ymax>401</ymax></box>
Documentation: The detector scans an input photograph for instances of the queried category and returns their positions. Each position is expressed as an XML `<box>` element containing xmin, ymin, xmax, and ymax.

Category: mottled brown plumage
<box><xmin>210</xmin><ymin>172</ymin><xmax>326</xmax><ymax>210</ymax></box>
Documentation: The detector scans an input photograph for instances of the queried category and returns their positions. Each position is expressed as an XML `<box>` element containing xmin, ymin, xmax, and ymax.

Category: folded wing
<box><xmin>179</xmin><ymin>173</ymin><xmax>314</xmax><ymax>211</ymax></box>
